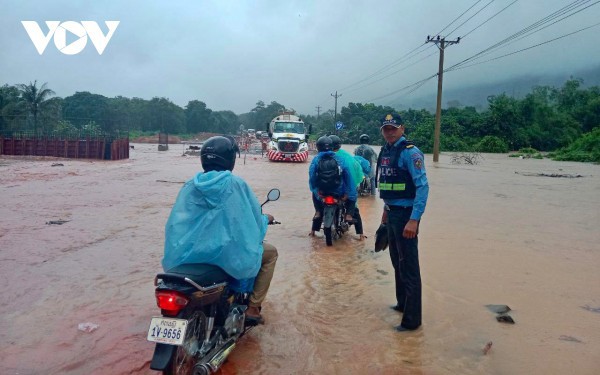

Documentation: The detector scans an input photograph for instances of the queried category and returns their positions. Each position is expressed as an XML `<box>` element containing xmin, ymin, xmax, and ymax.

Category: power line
<box><xmin>446</xmin><ymin>0</ymin><xmax>598</xmax><ymax>71</ymax></box>
<box><xmin>460</xmin><ymin>0</ymin><xmax>519</xmax><ymax>39</ymax></box>
<box><xmin>446</xmin><ymin>0</ymin><xmax>495</xmax><ymax>37</ymax></box>
<box><xmin>345</xmin><ymin>48</ymin><xmax>437</xmax><ymax>94</ymax></box>
<box><xmin>365</xmin><ymin>73</ymin><xmax>438</xmax><ymax>102</ymax></box>
<box><xmin>447</xmin><ymin>20</ymin><xmax>600</xmax><ymax>71</ymax></box>
<box><xmin>344</xmin><ymin>0</ymin><xmax>488</xmax><ymax>93</ymax></box>
<box><xmin>325</xmin><ymin>0</ymin><xmax>598</xmax><ymax>117</ymax></box>
<box><xmin>434</xmin><ymin>0</ymin><xmax>483</xmax><ymax>36</ymax></box>
<box><xmin>339</xmin><ymin>43</ymin><xmax>430</xmax><ymax>92</ymax></box>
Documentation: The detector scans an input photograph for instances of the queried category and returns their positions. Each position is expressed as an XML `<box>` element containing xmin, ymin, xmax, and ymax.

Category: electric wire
<box><xmin>365</xmin><ymin>73</ymin><xmax>438</xmax><ymax>102</ymax></box>
<box><xmin>345</xmin><ymin>48</ymin><xmax>437</xmax><ymax>94</ymax></box>
<box><xmin>339</xmin><ymin>43</ymin><xmax>430</xmax><ymax>92</ymax></box>
<box><xmin>340</xmin><ymin>0</ymin><xmax>490</xmax><ymax>93</ymax></box>
<box><xmin>459</xmin><ymin>0</ymin><xmax>519</xmax><ymax>39</ymax></box>
<box><xmin>446</xmin><ymin>21</ymin><xmax>600</xmax><ymax>71</ymax></box>
<box><xmin>323</xmin><ymin>0</ymin><xmax>598</xmax><ymax>112</ymax></box>
<box><xmin>445</xmin><ymin>0</ymin><xmax>495</xmax><ymax>37</ymax></box>
<box><xmin>447</xmin><ymin>0</ymin><xmax>596</xmax><ymax>71</ymax></box>
<box><xmin>434</xmin><ymin>0</ymin><xmax>483</xmax><ymax>36</ymax></box>
<box><xmin>366</xmin><ymin>1</ymin><xmax>598</xmax><ymax>107</ymax></box>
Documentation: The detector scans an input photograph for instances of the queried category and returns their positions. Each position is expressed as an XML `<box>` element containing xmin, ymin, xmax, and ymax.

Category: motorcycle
<box><xmin>321</xmin><ymin>194</ymin><xmax>351</xmax><ymax>246</ymax></box>
<box><xmin>147</xmin><ymin>188</ymin><xmax>281</xmax><ymax>375</ymax></box>
<box><xmin>358</xmin><ymin>177</ymin><xmax>371</xmax><ymax>197</ymax></box>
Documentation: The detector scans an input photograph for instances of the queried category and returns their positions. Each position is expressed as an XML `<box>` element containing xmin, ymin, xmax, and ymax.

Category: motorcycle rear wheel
<box><xmin>324</xmin><ymin>227</ymin><xmax>333</xmax><ymax>246</ymax></box>
<box><xmin>164</xmin><ymin>311</ymin><xmax>206</xmax><ymax>375</ymax></box>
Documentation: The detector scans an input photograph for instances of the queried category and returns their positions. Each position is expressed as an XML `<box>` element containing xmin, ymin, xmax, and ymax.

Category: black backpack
<box><xmin>316</xmin><ymin>154</ymin><xmax>342</xmax><ymax>194</ymax></box>
<box><xmin>355</xmin><ymin>145</ymin><xmax>374</xmax><ymax>162</ymax></box>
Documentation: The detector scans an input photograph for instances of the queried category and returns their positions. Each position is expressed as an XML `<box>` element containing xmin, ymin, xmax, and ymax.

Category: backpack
<box><xmin>355</xmin><ymin>144</ymin><xmax>374</xmax><ymax>162</ymax></box>
<box><xmin>316</xmin><ymin>153</ymin><xmax>342</xmax><ymax>194</ymax></box>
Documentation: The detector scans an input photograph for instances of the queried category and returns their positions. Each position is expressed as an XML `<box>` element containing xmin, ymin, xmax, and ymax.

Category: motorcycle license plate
<box><xmin>147</xmin><ymin>317</ymin><xmax>188</xmax><ymax>346</ymax></box>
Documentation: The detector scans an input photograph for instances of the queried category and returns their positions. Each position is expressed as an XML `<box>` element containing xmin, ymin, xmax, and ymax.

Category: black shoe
<box><xmin>390</xmin><ymin>304</ymin><xmax>404</xmax><ymax>313</ymax></box>
<box><xmin>245</xmin><ymin>315</ymin><xmax>265</xmax><ymax>326</ymax></box>
<box><xmin>395</xmin><ymin>324</ymin><xmax>419</xmax><ymax>332</ymax></box>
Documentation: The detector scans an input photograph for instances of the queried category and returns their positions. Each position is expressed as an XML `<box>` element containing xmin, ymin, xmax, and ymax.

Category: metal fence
<box><xmin>0</xmin><ymin>131</ymin><xmax>129</xmax><ymax>160</ymax></box>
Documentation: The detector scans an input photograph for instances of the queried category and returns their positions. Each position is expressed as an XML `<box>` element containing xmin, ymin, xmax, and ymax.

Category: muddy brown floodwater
<box><xmin>1</xmin><ymin>143</ymin><xmax>599</xmax><ymax>375</ymax></box>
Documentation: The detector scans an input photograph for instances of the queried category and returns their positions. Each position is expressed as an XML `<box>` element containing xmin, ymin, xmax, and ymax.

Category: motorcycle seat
<box><xmin>162</xmin><ymin>263</ymin><xmax>230</xmax><ymax>286</ymax></box>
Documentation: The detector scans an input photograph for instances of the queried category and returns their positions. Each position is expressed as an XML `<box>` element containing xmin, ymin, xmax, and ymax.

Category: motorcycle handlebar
<box><xmin>269</xmin><ymin>220</ymin><xmax>281</xmax><ymax>225</ymax></box>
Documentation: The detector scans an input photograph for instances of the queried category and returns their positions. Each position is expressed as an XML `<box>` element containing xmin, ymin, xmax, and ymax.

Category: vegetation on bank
<box><xmin>1</xmin><ymin>79</ymin><xmax>598</xmax><ymax>162</ymax></box>
<box><xmin>509</xmin><ymin>147</ymin><xmax>544</xmax><ymax>159</ymax></box>
<box><xmin>548</xmin><ymin>128</ymin><xmax>600</xmax><ymax>163</ymax></box>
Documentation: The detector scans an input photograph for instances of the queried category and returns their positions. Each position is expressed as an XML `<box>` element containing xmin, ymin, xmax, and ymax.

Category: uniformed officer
<box><xmin>376</xmin><ymin>113</ymin><xmax>429</xmax><ymax>332</ymax></box>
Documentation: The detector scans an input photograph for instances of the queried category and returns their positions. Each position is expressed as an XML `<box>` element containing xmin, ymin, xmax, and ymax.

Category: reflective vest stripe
<box><xmin>379</xmin><ymin>183</ymin><xmax>406</xmax><ymax>191</ymax></box>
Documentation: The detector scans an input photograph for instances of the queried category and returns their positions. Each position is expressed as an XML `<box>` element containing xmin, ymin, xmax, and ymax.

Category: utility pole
<box><xmin>426</xmin><ymin>35</ymin><xmax>460</xmax><ymax>162</ymax></box>
<box><xmin>315</xmin><ymin>105</ymin><xmax>321</xmax><ymax>120</ymax></box>
<box><xmin>331</xmin><ymin>91</ymin><xmax>341</xmax><ymax>133</ymax></box>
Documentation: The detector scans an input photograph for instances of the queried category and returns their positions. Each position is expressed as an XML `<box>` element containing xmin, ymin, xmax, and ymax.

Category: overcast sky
<box><xmin>2</xmin><ymin>0</ymin><xmax>599</xmax><ymax>115</ymax></box>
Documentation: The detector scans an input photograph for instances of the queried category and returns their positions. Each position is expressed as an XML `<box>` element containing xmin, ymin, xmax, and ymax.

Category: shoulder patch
<box><xmin>411</xmin><ymin>152</ymin><xmax>424</xmax><ymax>169</ymax></box>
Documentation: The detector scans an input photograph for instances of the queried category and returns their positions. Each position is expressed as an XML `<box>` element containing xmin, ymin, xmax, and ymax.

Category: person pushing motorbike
<box><xmin>329</xmin><ymin>134</ymin><xmax>367</xmax><ymax>240</ymax></box>
<box><xmin>308</xmin><ymin>136</ymin><xmax>356</xmax><ymax>236</ymax></box>
<box><xmin>162</xmin><ymin>136</ymin><xmax>278</xmax><ymax>324</ymax></box>
<box><xmin>354</xmin><ymin>134</ymin><xmax>377</xmax><ymax>195</ymax></box>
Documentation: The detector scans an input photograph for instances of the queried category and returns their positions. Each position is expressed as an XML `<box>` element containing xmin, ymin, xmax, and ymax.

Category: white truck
<box><xmin>266</xmin><ymin>112</ymin><xmax>310</xmax><ymax>162</ymax></box>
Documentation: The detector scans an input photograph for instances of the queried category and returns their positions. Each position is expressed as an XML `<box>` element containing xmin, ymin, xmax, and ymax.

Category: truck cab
<box><xmin>266</xmin><ymin>112</ymin><xmax>309</xmax><ymax>162</ymax></box>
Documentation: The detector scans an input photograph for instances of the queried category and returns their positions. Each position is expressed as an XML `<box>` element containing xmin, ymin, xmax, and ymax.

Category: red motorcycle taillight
<box><xmin>323</xmin><ymin>196</ymin><xmax>336</xmax><ymax>205</ymax></box>
<box><xmin>156</xmin><ymin>291</ymin><xmax>189</xmax><ymax>315</ymax></box>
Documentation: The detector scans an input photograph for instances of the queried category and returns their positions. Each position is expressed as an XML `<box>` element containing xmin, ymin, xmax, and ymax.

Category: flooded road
<box><xmin>1</xmin><ymin>143</ymin><xmax>599</xmax><ymax>374</ymax></box>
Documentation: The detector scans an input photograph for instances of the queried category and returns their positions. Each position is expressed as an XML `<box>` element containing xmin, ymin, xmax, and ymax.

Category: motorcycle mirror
<box><xmin>267</xmin><ymin>188</ymin><xmax>280</xmax><ymax>202</ymax></box>
<box><xmin>261</xmin><ymin>188</ymin><xmax>280</xmax><ymax>207</ymax></box>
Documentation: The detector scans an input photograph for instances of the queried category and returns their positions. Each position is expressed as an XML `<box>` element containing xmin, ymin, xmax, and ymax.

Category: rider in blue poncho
<box><xmin>308</xmin><ymin>136</ymin><xmax>357</xmax><ymax>237</ymax></box>
<box><xmin>329</xmin><ymin>135</ymin><xmax>366</xmax><ymax>240</ymax></box>
<box><xmin>163</xmin><ymin>136</ymin><xmax>278</xmax><ymax>324</ymax></box>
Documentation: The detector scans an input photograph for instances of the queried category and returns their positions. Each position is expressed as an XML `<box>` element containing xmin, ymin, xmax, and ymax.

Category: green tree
<box><xmin>63</xmin><ymin>91</ymin><xmax>109</xmax><ymax>129</ymax></box>
<box><xmin>185</xmin><ymin>100</ymin><xmax>212</xmax><ymax>133</ymax></box>
<box><xmin>147</xmin><ymin>97</ymin><xmax>185</xmax><ymax>134</ymax></box>
<box><xmin>16</xmin><ymin>80</ymin><xmax>55</xmax><ymax>133</ymax></box>
<box><xmin>0</xmin><ymin>84</ymin><xmax>23</xmax><ymax>132</ymax></box>
<box><xmin>550</xmin><ymin>128</ymin><xmax>600</xmax><ymax>163</ymax></box>
<box><xmin>210</xmin><ymin>110</ymin><xmax>239</xmax><ymax>134</ymax></box>
<box><xmin>38</xmin><ymin>97</ymin><xmax>63</xmax><ymax>133</ymax></box>
<box><xmin>239</xmin><ymin>100</ymin><xmax>286</xmax><ymax>133</ymax></box>
<box><xmin>484</xmin><ymin>94</ymin><xmax>523</xmax><ymax>150</ymax></box>
<box><xmin>474</xmin><ymin>135</ymin><xmax>509</xmax><ymax>153</ymax></box>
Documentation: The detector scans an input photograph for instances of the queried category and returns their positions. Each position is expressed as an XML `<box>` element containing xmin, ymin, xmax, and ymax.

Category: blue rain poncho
<box><xmin>308</xmin><ymin>151</ymin><xmax>357</xmax><ymax>202</ymax></box>
<box><xmin>162</xmin><ymin>170</ymin><xmax>268</xmax><ymax>280</ymax></box>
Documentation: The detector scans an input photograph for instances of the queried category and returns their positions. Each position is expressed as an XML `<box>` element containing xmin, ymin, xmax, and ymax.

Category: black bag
<box><xmin>316</xmin><ymin>154</ymin><xmax>342</xmax><ymax>194</ymax></box>
<box><xmin>355</xmin><ymin>145</ymin><xmax>374</xmax><ymax>162</ymax></box>
<box><xmin>355</xmin><ymin>145</ymin><xmax>365</xmax><ymax>157</ymax></box>
<box><xmin>374</xmin><ymin>223</ymin><xmax>388</xmax><ymax>252</ymax></box>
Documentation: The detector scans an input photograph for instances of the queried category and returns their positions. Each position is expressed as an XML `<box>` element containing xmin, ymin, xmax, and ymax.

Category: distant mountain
<box><xmin>397</xmin><ymin>65</ymin><xmax>600</xmax><ymax>111</ymax></box>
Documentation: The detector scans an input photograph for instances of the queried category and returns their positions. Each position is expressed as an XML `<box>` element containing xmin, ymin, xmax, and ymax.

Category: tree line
<box><xmin>1</xmin><ymin>79</ymin><xmax>598</xmax><ymax>161</ymax></box>
<box><xmin>307</xmin><ymin>79</ymin><xmax>599</xmax><ymax>155</ymax></box>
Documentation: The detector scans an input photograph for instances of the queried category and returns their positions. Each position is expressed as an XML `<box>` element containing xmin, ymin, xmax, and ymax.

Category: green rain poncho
<box><xmin>336</xmin><ymin>148</ymin><xmax>365</xmax><ymax>187</ymax></box>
